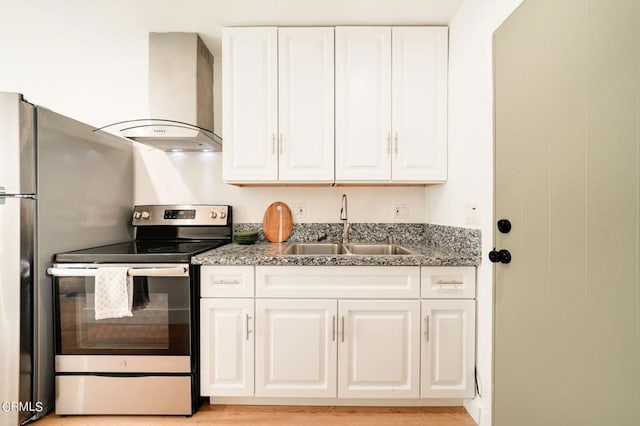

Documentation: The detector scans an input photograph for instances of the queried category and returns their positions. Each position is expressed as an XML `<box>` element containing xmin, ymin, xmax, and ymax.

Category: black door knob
<box><xmin>489</xmin><ymin>248</ymin><xmax>512</xmax><ymax>264</ymax></box>
<box><xmin>498</xmin><ymin>249</ymin><xmax>511</xmax><ymax>264</ymax></box>
<box><xmin>497</xmin><ymin>219</ymin><xmax>512</xmax><ymax>233</ymax></box>
<box><xmin>489</xmin><ymin>248</ymin><xmax>501</xmax><ymax>263</ymax></box>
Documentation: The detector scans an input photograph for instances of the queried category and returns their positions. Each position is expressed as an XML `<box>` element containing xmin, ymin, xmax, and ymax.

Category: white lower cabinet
<box><xmin>255</xmin><ymin>299</ymin><xmax>337</xmax><ymax>397</ymax></box>
<box><xmin>420</xmin><ymin>299</ymin><xmax>475</xmax><ymax>398</ymax></box>
<box><xmin>254</xmin><ymin>298</ymin><xmax>420</xmax><ymax>399</ymax></box>
<box><xmin>338</xmin><ymin>300</ymin><xmax>420</xmax><ymax>398</ymax></box>
<box><xmin>199</xmin><ymin>265</ymin><xmax>476</xmax><ymax>403</ymax></box>
<box><xmin>200</xmin><ymin>298</ymin><xmax>254</xmax><ymax>397</ymax></box>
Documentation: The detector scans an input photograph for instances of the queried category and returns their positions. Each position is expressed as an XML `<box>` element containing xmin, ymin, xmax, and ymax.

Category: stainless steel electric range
<box><xmin>48</xmin><ymin>204</ymin><xmax>232</xmax><ymax>416</ymax></box>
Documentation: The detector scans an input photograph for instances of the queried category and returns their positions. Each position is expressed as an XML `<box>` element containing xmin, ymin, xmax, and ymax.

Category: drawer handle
<box><xmin>213</xmin><ymin>279</ymin><xmax>240</xmax><ymax>285</ymax></box>
<box><xmin>436</xmin><ymin>279</ymin><xmax>463</xmax><ymax>285</ymax></box>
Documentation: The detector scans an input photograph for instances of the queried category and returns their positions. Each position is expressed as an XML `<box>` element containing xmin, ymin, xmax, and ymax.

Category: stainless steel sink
<box><xmin>343</xmin><ymin>243</ymin><xmax>420</xmax><ymax>256</ymax></box>
<box><xmin>282</xmin><ymin>242</ymin><xmax>419</xmax><ymax>256</ymax></box>
<box><xmin>283</xmin><ymin>243</ymin><xmax>347</xmax><ymax>255</ymax></box>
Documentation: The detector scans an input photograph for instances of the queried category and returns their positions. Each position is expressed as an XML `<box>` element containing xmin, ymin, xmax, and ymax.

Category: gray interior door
<box><xmin>493</xmin><ymin>0</ymin><xmax>640</xmax><ymax>425</ymax></box>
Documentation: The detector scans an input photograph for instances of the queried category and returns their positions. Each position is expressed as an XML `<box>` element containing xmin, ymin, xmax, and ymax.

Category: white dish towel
<box><xmin>94</xmin><ymin>267</ymin><xmax>133</xmax><ymax>320</ymax></box>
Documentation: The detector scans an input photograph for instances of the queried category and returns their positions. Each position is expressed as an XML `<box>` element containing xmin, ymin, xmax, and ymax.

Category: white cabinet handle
<box><xmin>424</xmin><ymin>316</ymin><xmax>430</xmax><ymax>341</ymax></box>
<box><xmin>271</xmin><ymin>134</ymin><xmax>276</xmax><ymax>155</ymax></box>
<box><xmin>332</xmin><ymin>315</ymin><xmax>336</xmax><ymax>342</ymax></box>
<box><xmin>394</xmin><ymin>132</ymin><xmax>399</xmax><ymax>156</ymax></box>
<box><xmin>246</xmin><ymin>314</ymin><xmax>252</xmax><ymax>340</ymax></box>
<box><xmin>341</xmin><ymin>316</ymin><xmax>345</xmax><ymax>343</ymax></box>
<box><xmin>436</xmin><ymin>279</ymin><xmax>464</xmax><ymax>285</ymax></box>
<box><xmin>386</xmin><ymin>132</ymin><xmax>391</xmax><ymax>155</ymax></box>
<box><xmin>212</xmin><ymin>279</ymin><xmax>240</xmax><ymax>285</ymax></box>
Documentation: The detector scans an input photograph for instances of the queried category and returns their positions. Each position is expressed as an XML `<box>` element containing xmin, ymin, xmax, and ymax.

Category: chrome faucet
<box><xmin>340</xmin><ymin>194</ymin><xmax>349</xmax><ymax>244</ymax></box>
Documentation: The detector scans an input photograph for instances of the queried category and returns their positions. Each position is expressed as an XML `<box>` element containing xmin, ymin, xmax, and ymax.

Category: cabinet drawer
<box><xmin>421</xmin><ymin>266</ymin><xmax>475</xmax><ymax>299</ymax></box>
<box><xmin>256</xmin><ymin>266</ymin><xmax>420</xmax><ymax>298</ymax></box>
<box><xmin>200</xmin><ymin>266</ymin><xmax>255</xmax><ymax>297</ymax></box>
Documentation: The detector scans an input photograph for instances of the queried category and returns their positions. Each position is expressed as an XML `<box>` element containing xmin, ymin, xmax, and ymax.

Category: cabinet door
<box><xmin>338</xmin><ymin>300</ymin><xmax>420</xmax><ymax>398</ymax></box>
<box><xmin>222</xmin><ymin>27</ymin><xmax>278</xmax><ymax>182</ymax></box>
<box><xmin>421</xmin><ymin>299</ymin><xmax>475</xmax><ymax>398</ymax></box>
<box><xmin>200</xmin><ymin>299</ymin><xmax>254</xmax><ymax>397</ymax></box>
<box><xmin>278</xmin><ymin>28</ymin><xmax>334</xmax><ymax>182</ymax></box>
<box><xmin>335</xmin><ymin>27</ymin><xmax>392</xmax><ymax>182</ymax></box>
<box><xmin>255</xmin><ymin>299</ymin><xmax>337</xmax><ymax>397</ymax></box>
<box><xmin>392</xmin><ymin>27</ymin><xmax>448</xmax><ymax>182</ymax></box>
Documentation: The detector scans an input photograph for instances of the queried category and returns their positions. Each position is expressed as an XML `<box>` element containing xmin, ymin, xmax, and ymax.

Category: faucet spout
<box><xmin>340</xmin><ymin>194</ymin><xmax>349</xmax><ymax>243</ymax></box>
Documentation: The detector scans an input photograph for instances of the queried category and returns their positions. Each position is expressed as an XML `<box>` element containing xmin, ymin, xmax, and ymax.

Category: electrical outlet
<box><xmin>394</xmin><ymin>204</ymin><xmax>408</xmax><ymax>218</ymax></box>
<box><xmin>291</xmin><ymin>202</ymin><xmax>306</xmax><ymax>219</ymax></box>
<box><xmin>465</xmin><ymin>203</ymin><xmax>480</xmax><ymax>225</ymax></box>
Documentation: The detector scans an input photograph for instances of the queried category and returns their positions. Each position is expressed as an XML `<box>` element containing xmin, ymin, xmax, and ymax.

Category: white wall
<box><xmin>0</xmin><ymin>0</ymin><xmax>437</xmax><ymax>223</ymax></box>
<box><xmin>134</xmin><ymin>147</ymin><xmax>426</xmax><ymax>222</ymax></box>
<box><xmin>435</xmin><ymin>0</ymin><xmax>525</xmax><ymax>424</ymax></box>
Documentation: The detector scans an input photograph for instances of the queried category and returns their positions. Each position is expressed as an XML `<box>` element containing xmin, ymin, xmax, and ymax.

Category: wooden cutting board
<box><xmin>262</xmin><ymin>201</ymin><xmax>293</xmax><ymax>243</ymax></box>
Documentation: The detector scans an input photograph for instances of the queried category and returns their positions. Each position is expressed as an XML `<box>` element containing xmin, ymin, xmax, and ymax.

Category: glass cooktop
<box><xmin>54</xmin><ymin>240</ymin><xmax>229</xmax><ymax>263</ymax></box>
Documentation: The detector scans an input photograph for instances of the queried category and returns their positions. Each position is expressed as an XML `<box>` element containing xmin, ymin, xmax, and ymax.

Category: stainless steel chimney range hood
<box><xmin>118</xmin><ymin>32</ymin><xmax>221</xmax><ymax>151</ymax></box>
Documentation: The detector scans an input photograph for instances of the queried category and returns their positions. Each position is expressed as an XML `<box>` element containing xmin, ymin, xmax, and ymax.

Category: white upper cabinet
<box><xmin>278</xmin><ymin>28</ymin><xmax>334</xmax><ymax>182</ymax></box>
<box><xmin>391</xmin><ymin>27</ymin><xmax>448</xmax><ymax>182</ymax></box>
<box><xmin>223</xmin><ymin>27</ymin><xmax>278</xmax><ymax>182</ymax></box>
<box><xmin>336</xmin><ymin>26</ymin><xmax>448</xmax><ymax>183</ymax></box>
<box><xmin>223</xmin><ymin>27</ymin><xmax>334</xmax><ymax>184</ymax></box>
<box><xmin>224</xmin><ymin>25</ymin><xmax>448</xmax><ymax>185</ymax></box>
<box><xmin>335</xmin><ymin>27</ymin><xmax>392</xmax><ymax>182</ymax></box>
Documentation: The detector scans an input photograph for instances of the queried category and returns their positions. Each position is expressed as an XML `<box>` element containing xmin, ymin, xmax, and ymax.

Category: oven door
<box><xmin>50</xmin><ymin>264</ymin><xmax>191</xmax><ymax>358</ymax></box>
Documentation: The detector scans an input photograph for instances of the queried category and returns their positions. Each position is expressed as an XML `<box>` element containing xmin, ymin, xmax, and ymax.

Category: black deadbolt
<box><xmin>497</xmin><ymin>219</ymin><xmax>512</xmax><ymax>234</ymax></box>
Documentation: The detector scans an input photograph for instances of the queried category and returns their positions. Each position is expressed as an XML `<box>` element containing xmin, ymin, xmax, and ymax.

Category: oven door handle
<box><xmin>47</xmin><ymin>266</ymin><xmax>189</xmax><ymax>277</ymax></box>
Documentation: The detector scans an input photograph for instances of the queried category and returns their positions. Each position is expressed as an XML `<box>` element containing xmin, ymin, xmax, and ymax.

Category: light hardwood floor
<box><xmin>37</xmin><ymin>404</ymin><xmax>477</xmax><ymax>425</ymax></box>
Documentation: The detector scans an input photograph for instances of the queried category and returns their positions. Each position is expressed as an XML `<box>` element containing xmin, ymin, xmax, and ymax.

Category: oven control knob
<box><xmin>210</xmin><ymin>211</ymin><xmax>218</xmax><ymax>219</ymax></box>
<box><xmin>133</xmin><ymin>212</ymin><xmax>142</xmax><ymax>219</ymax></box>
<box><xmin>219</xmin><ymin>211</ymin><xmax>227</xmax><ymax>219</ymax></box>
<box><xmin>141</xmin><ymin>211</ymin><xmax>150</xmax><ymax>219</ymax></box>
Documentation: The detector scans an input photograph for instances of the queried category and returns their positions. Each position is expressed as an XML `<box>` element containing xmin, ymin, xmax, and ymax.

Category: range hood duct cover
<box><xmin>121</xmin><ymin>32</ymin><xmax>221</xmax><ymax>151</ymax></box>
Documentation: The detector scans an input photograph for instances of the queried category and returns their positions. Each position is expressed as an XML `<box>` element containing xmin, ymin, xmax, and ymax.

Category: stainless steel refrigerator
<box><xmin>0</xmin><ymin>92</ymin><xmax>134</xmax><ymax>425</ymax></box>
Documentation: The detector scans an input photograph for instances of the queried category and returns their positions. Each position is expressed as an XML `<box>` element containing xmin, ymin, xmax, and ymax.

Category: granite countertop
<box><xmin>192</xmin><ymin>241</ymin><xmax>480</xmax><ymax>267</ymax></box>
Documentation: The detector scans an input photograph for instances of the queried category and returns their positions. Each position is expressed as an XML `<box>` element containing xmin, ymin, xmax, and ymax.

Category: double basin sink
<box><xmin>283</xmin><ymin>242</ymin><xmax>419</xmax><ymax>256</ymax></box>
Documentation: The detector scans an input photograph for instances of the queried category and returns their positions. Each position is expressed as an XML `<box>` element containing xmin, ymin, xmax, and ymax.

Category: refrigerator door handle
<box><xmin>0</xmin><ymin>190</ymin><xmax>36</xmax><ymax>204</ymax></box>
